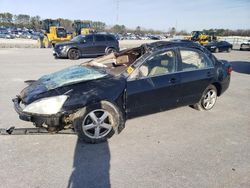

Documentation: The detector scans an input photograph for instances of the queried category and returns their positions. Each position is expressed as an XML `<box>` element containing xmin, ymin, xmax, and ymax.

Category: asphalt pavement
<box><xmin>0</xmin><ymin>48</ymin><xmax>249</xmax><ymax>188</ymax></box>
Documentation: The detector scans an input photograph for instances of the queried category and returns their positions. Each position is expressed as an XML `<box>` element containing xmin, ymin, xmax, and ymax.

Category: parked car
<box><xmin>13</xmin><ymin>41</ymin><xmax>231</xmax><ymax>143</ymax></box>
<box><xmin>0</xmin><ymin>30</ymin><xmax>14</xmax><ymax>39</ymax></box>
<box><xmin>53</xmin><ymin>33</ymin><xmax>119</xmax><ymax>60</ymax></box>
<box><xmin>10</xmin><ymin>30</ymin><xmax>20</xmax><ymax>38</ymax></box>
<box><xmin>31</xmin><ymin>32</ymin><xmax>43</xmax><ymax>40</ymax></box>
<box><xmin>20</xmin><ymin>31</ymin><xmax>33</xmax><ymax>39</ymax></box>
<box><xmin>240</xmin><ymin>40</ymin><xmax>250</xmax><ymax>51</ymax></box>
<box><xmin>149</xmin><ymin>35</ymin><xmax>161</xmax><ymax>40</ymax></box>
<box><xmin>204</xmin><ymin>41</ymin><xmax>233</xmax><ymax>53</ymax></box>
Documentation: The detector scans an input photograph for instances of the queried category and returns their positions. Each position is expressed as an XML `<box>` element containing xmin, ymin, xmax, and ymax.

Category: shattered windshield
<box><xmin>39</xmin><ymin>65</ymin><xmax>107</xmax><ymax>90</ymax></box>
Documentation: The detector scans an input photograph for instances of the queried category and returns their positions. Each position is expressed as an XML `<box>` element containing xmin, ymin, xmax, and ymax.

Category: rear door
<box><xmin>105</xmin><ymin>35</ymin><xmax>118</xmax><ymax>51</ymax></box>
<box><xmin>93</xmin><ymin>34</ymin><xmax>107</xmax><ymax>54</ymax></box>
<box><xmin>126</xmin><ymin>49</ymin><xmax>182</xmax><ymax>116</ymax></box>
<box><xmin>218</xmin><ymin>41</ymin><xmax>226</xmax><ymax>51</ymax></box>
<box><xmin>177</xmin><ymin>48</ymin><xmax>215</xmax><ymax>105</ymax></box>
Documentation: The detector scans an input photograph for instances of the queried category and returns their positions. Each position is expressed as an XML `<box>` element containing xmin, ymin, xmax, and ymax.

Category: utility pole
<box><xmin>116</xmin><ymin>0</ymin><xmax>119</xmax><ymax>24</ymax></box>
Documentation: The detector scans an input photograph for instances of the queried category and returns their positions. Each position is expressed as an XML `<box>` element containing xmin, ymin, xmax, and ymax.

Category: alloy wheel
<box><xmin>82</xmin><ymin>109</ymin><xmax>113</xmax><ymax>139</ymax></box>
<box><xmin>69</xmin><ymin>49</ymin><xmax>80</xmax><ymax>59</ymax></box>
<box><xmin>202</xmin><ymin>89</ymin><xmax>217</xmax><ymax>110</ymax></box>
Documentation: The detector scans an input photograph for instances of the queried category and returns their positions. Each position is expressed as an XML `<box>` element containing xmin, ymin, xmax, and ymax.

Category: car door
<box><xmin>126</xmin><ymin>49</ymin><xmax>181</xmax><ymax>116</ymax></box>
<box><xmin>78</xmin><ymin>35</ymin><xmax>95</xmax><ymax>55</ymax></box>
<box><xmin>218</xmin><ymin>41</ymin><xmax>226</xmax><ymax>51</ymax></box>
<box><xmin>105</xmin><ymin>35</ymin><xmax>118</xmax><ymax>51</ymax></box>
<box><xmin>177</xmin><ymin>47</ymin><xmax>215</xmax><ymax>105</ymax></box>
<box><xmin>222</xmin><ymin>41</ymin><xmax>230</xmax><ymax>51</ymax></box>
<box><xmin>93</xmin><ymin>35</ymin><xmax>107</xmax><ymax>54</ymax></box>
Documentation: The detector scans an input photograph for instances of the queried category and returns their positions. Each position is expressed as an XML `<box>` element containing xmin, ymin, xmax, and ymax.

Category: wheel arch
<box><xmin>105</xmin><ymin>46</ymin><xmax>116</xmax><ymax>54</ymax></box>
<box><xmin>67</xmin><ymin>46</ymin><xmax>79</xmax><ymax>54</ymax></box>
<box><xmin>73</xmin><ymin>99</ymin><xmax>125</xmax><ymax>135</ymax></box>
<box><xmin>211</xmin><ymin>82</ymin><xmax>222</xmax><ymax>96</ymax></box>
<box><xmin>66</xmin><ymin>47</ymin><xmax>81</xmax><ymax>58</ymax></box>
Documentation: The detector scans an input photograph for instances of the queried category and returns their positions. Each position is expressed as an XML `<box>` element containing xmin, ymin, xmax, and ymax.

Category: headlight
<box><xmin>58</xmin><ymin>46</ymin><xmax>65</xmax><ymax>50</ymax></box>
<box><xmin>211</xmin><ymin>46</ymin><xmax>216</xmax><ymax>48</ymax></box>
<box><xmin>23</xmin><ymin>95</ymin><xmax>68</xmax><ymax>115</ymax></box>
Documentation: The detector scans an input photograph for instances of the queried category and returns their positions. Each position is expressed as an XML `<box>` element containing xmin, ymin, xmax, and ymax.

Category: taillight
<box><xmin>227</xmin><ymin>66</ymin><xmax>233</xmax><ymax>74</ymax></box>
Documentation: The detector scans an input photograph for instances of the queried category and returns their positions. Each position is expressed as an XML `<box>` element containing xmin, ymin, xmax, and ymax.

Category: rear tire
<box><xmin>227</xmin><ymin>47</ymin><xmax>232</xmax><ymax>53</ymax></box>
<box><xmin>44</xmin><ymin>36</ymin><xmax>52</xmax><ymax>48</ymax></box>
<box><xmin>106</xmin><ymin>48</ymin><xmax>117</xmax><ymax>55</ymax></box>
<box><xmin>193</xmin><ymin>85</ymin><xmax>217</xmax><ymax>111</ymax></box>
<box><xmin>68</xmin><ymin>48</ymin><xmax>80</xmax><ymax>60</ymax></box>
<box><xmin>73</xmin><ymin>101</ymin><xmax>124</xmax><ymax>144</ymax></box>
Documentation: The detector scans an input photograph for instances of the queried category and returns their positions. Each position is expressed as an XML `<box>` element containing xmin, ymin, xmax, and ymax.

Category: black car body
<box><xmin>13</xmin><ymin>41</ymin><xmax>231</xmax><ymax>143</ymax></box>
<box><xmin>205</xmin><ymin>41</ymin><xmax>233</xmax><ymax>53</ymax></box>
<box><xmin>53</xmin><ymin>33</ymin><xmax>119</xmax><ymax>60</ymax></box>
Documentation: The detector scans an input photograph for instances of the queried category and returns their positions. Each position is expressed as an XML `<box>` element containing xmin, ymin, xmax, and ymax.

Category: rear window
<box><xmin>180</xmin><ymin>49</ymin><xmax>213</xmax><ymax>71</ymax></box>
<box><xmin>95</xmin><ymin>35</ymin><xmax>105</xmax><ymax>42</ymax></box>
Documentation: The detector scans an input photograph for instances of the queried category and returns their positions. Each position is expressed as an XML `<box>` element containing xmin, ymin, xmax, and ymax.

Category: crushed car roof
<box><xmin>143</xmin><ymin>40</ymin><xmax>208</xmax><ymax>53</ymax></box>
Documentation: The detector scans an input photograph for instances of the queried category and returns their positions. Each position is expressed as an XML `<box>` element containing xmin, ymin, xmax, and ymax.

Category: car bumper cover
<box><xmin>12</xmin><ymin>97</ymin><xmax>62</xmax><ymax>126</ymax></box>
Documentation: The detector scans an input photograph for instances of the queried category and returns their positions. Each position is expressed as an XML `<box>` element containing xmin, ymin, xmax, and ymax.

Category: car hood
<box><xmin>20</xmin><ymin>65</ymin><xmax>109</xmax><ymax>104</ymax></box>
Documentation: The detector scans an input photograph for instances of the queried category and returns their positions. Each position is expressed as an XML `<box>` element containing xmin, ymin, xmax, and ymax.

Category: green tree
<box><xmin>92</xmin><ymin>21</ymin><xmax>106</xmax><ymax>32</ymax></box>
<box><xmin>0</xmin><ymin>12</ymin><xmax>13</xmax><ymax>26</ymax></box>
<box><xmin>57</xmin><ymin>18</ymin><xmax>73</xmax><ymax>32</ymax></box>
<box><xmin>111</xmin><ymin>24</ymin><xmax>126</xmax><ymax>33</ymax></box>
<box><xmin>14</xmin><ymin>14</ymin><xmax>30</xmax><ymax>27</ymax></box>
<box><xmin>135</xmin><ymin>26</ymin><xmax>142</xmax><ymax>35</ymax></box>
<box><xmin>30</xmin><ymin>16</ymin><xmax>41</xmax><ymax>30</ymax></box>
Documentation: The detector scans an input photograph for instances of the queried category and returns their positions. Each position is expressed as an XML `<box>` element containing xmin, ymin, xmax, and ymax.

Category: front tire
<box><xmin>73</xmin><ymin>101</ymin><xmax>124</xmax><ymax>143</ymax></box>
<box><xmin>215</xmin><ymin>48</ymin><xmax>219</xmax><ymax>53</ymax></box>
<box><xmin>193</xmin><ymin>85</ymin><xmax>217</xmax><ymax>111</ymax></box>
<box><xmin>68</xmin><ymin>48</ymin><xmax>80</xmax><ymax>60</ymax></box>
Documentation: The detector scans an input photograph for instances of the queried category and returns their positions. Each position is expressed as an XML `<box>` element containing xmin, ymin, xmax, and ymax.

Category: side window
<box><xmin>85</xmin><ymin>35</ymin><xmax>93</xmax><ymax>43</ymax></box>
<box><xmin>106</xmin><ymin>35</ymin><xmax>115</xmax><ymax>41</ymax></box>
<box><xmin>95</xmin><ymin>35</ymin><xmax>106</xmax><ymax>42</ymax></box>
<box><xmin>180</xmin><ymin>49</ymin><xmax>213</xmax><ymax>71</ymax></box>
<box><xmin>138</xmin><ymin>50</ymin><xmax>175</xmax><ymax>77</ymax></box>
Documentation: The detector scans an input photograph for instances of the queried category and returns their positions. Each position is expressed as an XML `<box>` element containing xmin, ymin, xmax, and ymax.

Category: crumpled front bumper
<box><xmin>12</xmin><ymin>97</ymin><xmax>62</xmax><ymax>126</ymax></box>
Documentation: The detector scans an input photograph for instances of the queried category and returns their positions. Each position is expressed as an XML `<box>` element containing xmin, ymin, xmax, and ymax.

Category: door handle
<box><xmin>169</xmin><ymin>78</ymin><xmax>176</xmax><ymax>84</ymax></box>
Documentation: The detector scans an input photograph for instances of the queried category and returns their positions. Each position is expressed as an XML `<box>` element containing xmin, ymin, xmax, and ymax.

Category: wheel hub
<box><xmin>82</xmin><ymin>109</ymin><xmax>113</xmax><ymax>139</ymax></box>
<box><xmin>203</xmin><ymin>89</ymin><xmax>216</xmax><ymax>110</ymax></box>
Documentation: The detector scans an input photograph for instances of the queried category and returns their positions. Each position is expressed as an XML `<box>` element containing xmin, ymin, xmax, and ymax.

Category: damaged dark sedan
<box><xmin>13</xmin><ymin>41</ymin><xmax>232</xmax><ymax>143</ymax></box>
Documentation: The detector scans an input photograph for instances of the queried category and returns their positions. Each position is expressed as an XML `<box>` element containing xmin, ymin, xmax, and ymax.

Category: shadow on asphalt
<box><xmin>230</xmin><ymin>61</ymin><xmax>250</xmax><ymax>74</ymax></box>
<box><xmin>67</xmin><ymin>139</ymin><xmax>110</xmax><ymax>188</ymax></box>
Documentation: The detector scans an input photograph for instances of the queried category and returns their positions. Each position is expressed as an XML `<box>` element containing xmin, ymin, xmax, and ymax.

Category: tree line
<box><xmin>0</xmin><ymin>12</ymin><xmax>249</xmax><ymax>36</ymax></box>
<box><xmin>0</xmin><ymin>12</ymin><xmax>106</xmax><ymax>32</ymax></box>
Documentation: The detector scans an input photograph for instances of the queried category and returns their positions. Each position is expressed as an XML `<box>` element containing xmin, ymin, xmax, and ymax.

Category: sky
<box><xmin>0</xmin><ymin>0</ymin><xmax>249</xmax><ymax>32</ymax></box>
